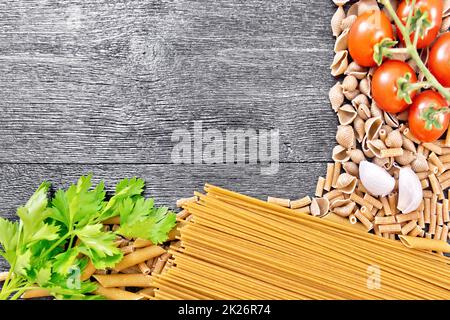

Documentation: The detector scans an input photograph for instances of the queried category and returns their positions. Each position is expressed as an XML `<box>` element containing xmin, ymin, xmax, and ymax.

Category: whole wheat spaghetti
<box><xmin>152</xmin><ymin>185</ymin><xmax>450</xmax><ymax>300</ymax></box>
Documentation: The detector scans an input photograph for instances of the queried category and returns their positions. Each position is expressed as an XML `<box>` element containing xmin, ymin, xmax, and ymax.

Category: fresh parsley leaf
<box><xmin>116</xmin><ymin>198</ymin><xmax>176</xmax><ymax>244</ymax></box>
<box><xmin>0</xmin><ymin>218</ymin><xmax>19</xmax><ymax>259</ymax></box>
<box><xmin>52</xmin><ymin>248</ymin><xmax>80</xmax><ymax>275</ymax></box>
<box><xmin>75</xmin><ymin>224</ymin><xmax>123</xmax><ymax>269</ymax></box>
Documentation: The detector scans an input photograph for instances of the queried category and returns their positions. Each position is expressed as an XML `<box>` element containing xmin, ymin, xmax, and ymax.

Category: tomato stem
<box><xmin>378</xmin><ymin>0</ymin><xmax>450</xmax><ymax>103</ymax></box>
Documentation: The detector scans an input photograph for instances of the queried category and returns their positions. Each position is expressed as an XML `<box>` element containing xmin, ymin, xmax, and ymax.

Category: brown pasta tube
<box><xmin>80</xmin><ymin>260</ymin><xmax>97</xmax><ymax>281</ymax></box>
<box><xmin>434</xmin><ymin>226</ymin><xmax>443</xmax><ymax>240</ymax></box>
<box><xmin>138</xmin><ymin>262</ymin><xmax>151</xmax><ymax>275</ymax></box>
<box><xmin>93</xmin><ymin>274</ymin><xmax>153</xmax><ymax>288</ymax></box>
<box><xmin>267</xmin><ymin>197</ymin><xmax>290</xmax><ymax>208</ymax></box>
<box><xmin>396</xmin><ymin>211</ymin><xmax>419</xmax><ymax>223</ymax></box>
<box><xmin>363</xmin><ymin>194</ymin><xmax>382</xmax><ymax>209</ymax></box>
<box><xmin>294</xmin><ymin>206</ymin><xmax>310</xmax><ymax>214</ymax></box>
<box><xmin>321</xmin><ymin>213</ymin><xmax>367</xmax><ymax>232</ymax></box>
<box><xmin>430</xmin><ymin>214</ymin><xmax>437</xmax><ymax>235</ymax></box>
<box><xmin>354</xmin><ymin>210</ymin><xmax>373</xmax><ymax>231</ymax></box>
<box><xmin>114</xmin><ymin>246</ymin><xmax>166</xmax><ymax>272</ymax></box>
<box><xmin>437</xmin><ymin>202</ymin><xmax>444</xmax><ymax>226</ymax></box>
<box><xmin>378</xmin><ymin>224</ymin><xmax>402</xmax><ymax>234</ymax></box>
<box><xmin>399</xmin><ymin>235</ymin><xmax>450</xmax><ymax>252</ymax></box>
<box><xmin>408</xmin><ymin>225</ymin><xmax>422</xmax><ymax>237</ymax></box>
<box><xmin>94</xmin><ymin>284</ymin><xmax>144</xmax><ymax>300</ymax></box>
<box><xmin>443</xmin><ymin>199</ymin><xmax>450</xmax><ymax>223</ymax></box>
<box><xmin>350</xmin><ymin>193</ymin><xmax>373</xmax><ymax>210</ymax></box>
<box><xmin>374</xmin><ymin>216</ymin><xmax>397</xmax><ymax>225</ymax></box>
<box><xmin>331</xmin><ymin>162</ymin><xmax>341</xmax><ymax>188</ymax></box>
<box><xmin>424</xmin><ymin>198</ymin><xmax>431</xmax><ymax>223</ymax></box>
<box><xmin>21</xmin><ymin>288</ymin><xmax>51</xmax><ymax>299</ymax></box>
<box><xmin>380</xmin><ymin>197</ymin><xmax>392</xmax><ymax>216</ymax></box>
<box><xmin>315</xmin><ymin>177</ymin><xmax>326</xmax><ymax>197</ymax></box>
<box><xmin>324</xmin><ymin>163</ymin><xmax>334</xmax><ymax>191</ymax></box>
<box><xmin>401</xmin><ymin>221</ymin><xmax>417</xmax><ymax>236</ymax></box>
<box><xmin>177</xmin><ymin>209</ymin><xmax>191</xmax><ymax>220</ymax></box>
<box><xmin>388</xmin><ymin>193</ymin><xmax>397</xmax><ymax>215</ymax></box>
<box><xmin>422</xmin><ymin>142</ymin><xmax>443</xmax><ymax>155</ymax></box>
<box><xmin>290</xmin><ymin>196</ymin><xmax>312</xmax><ymax>209</ymax></box>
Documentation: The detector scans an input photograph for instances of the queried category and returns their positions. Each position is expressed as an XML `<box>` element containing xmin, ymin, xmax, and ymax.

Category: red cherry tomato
<box><xmin>429</xmin><ymin>32</ymin><xmax>450</xmax><ymax>87</ymax></box>
<box><xmin>348</xmin><ymin>10</ymin><xmax>394</xmax><ymax>67</ymax></box>
<box><xmin>409</xmin><ymin>90</ymin><xmax>449</xmax><ymax>142</ymax></box>
<box><xmin>372</xmin><ymin>60</ymin><xmax>418</xmax><ymax>113</ymax></box>
<box><xmin>397</xmin><ymin>0</ymin><xmax>443</xmax><ymax>49</ymax></box>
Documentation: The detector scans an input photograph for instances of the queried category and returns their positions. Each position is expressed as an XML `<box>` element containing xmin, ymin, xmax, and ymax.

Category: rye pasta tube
<box><xmin>94</xmin><ymin>285</ymin><xmax>144</xmax><ymax>300</ymax></box>
<box><xmin>80</xmin><ymin>260</ymin><xmax>96</xmax><ymax>281</ymax></box>
<box><xmin>21</xmin><ymin>288</ymin><xmax>51</xmax><ymax>299</ymax></box>
<box><xmin>114</xmin><ymin>245</ymin><xmax>166</xmax><ymax>272</ymax></box>
<box><xmin>93</xmin><ymin>274</ymin><xmax>153</xmax><ymax>288</ymax></box>
<box><xmin>399</xmin><ymin>235</ymin><xmax>450</xmax><ymax>253</ymax></box>
<box><xmin>321</xmin><ymin>212</ymin><xmax>367</xmax><ymax>232</ymax></box>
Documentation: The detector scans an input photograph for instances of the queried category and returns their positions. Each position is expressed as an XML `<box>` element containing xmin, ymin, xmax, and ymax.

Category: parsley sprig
<box><xmin>0</xmin><ymin>175</ymin><xmax>176</xmax><ymax>300</ymax></box>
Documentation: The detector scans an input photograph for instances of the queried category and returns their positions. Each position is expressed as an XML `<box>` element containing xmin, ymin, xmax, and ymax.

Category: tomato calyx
<box><xmin>420</xmin><ymin>105</ymin><xmax>450</xmax><ymax>130</ymax></box>
<box><xmin>396</xmin><ymin>72</ymin><xmax>425</xmax><ymax>104</ymax></box>
<box><xmin>408</xmin><ymin>8</ymin><xmax>432</xmax><ymax>46</ymax></box>
<box><xmin>373</xmin><ymin>38</ymin><xmax>400</xmax><ymax>66</ymax></box>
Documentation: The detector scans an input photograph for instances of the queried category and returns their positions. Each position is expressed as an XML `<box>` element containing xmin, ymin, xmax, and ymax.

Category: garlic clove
<box><xmin>397</xmin><ymin>167</ymin><xmax>423</xmax><ymax>214</ymax></box>
<box><xmin>359</xmin><ymin>161</ymin><xmax>395</xmax><ymax>197</ymax></box>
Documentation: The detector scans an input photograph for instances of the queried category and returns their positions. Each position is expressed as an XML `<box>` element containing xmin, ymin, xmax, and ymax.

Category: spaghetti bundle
<box><xmin>153</xmin><ymin>184</ymin><xmax>450</xmax><ymax>300</ymax></box>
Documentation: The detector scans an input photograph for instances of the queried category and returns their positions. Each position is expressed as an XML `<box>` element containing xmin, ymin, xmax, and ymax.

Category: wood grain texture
<box><xmin>0</xmin><ymin>0</ymin><xmax>336</xmax><ymax>163</ymax></box>
<box><xmin>0</xmin><ymin>0</ymin><xmax>336</xmax><ymax>272</ymax></box>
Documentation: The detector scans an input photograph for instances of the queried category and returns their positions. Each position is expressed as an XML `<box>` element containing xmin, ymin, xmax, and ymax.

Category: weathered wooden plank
<box><xmin>0</xmin><ymin>0</ymin><xmax>336</xmax><ymax>163</ymax></box>
<box><xmin>0</xmin><ymin>162</ymin><xmax>326</xmax><ymax>217</ymax></box>
<box><xmin>0</xmin><ymin>161</ymin><xmax>327</xmax><ymax>271</ymax></box>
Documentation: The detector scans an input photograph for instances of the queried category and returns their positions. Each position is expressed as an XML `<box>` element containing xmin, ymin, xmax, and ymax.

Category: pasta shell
<box><xmin>333</xmin><ymin>0</ymin><xmax>350</xmax><ymax>6</ymax></box>
<box><xmin>362</xmin><ymin>136</ymin><xmax>375</xmax><ymax>158</ymax></box>
<box><xmin>370</xmin><ymin>100</ymin><xmax>383</xmax><ymax>118</ymax></box>
<box><xmin>336</xmin><ymin>125</ymin><xmax>355</xmax><ymax>149</ymax></box>
<box><xmin>385</xmin><ymin>129</ymin><xmax>403</xmax><ymax>148</ymax></box>
<box><xmin>334</xmin><ymin>28</ymin><xmax>349</xmax><ymax>52</ymax></box>
<box><xmin>358</xmin><ymin>0</ymin><xmax>380</xmax><ymax>16</ymax></box>
<box><xmin>329</xmin><ymin>82</ymin><xmax>344</xmax><ymax>112</ymax></box>
<box><xmin>332</xmin><ymin>145</ymin><xmax>351</xmax><ymax>162</ymax></box>
<box><xmin>411</xmin><ymin>153</ymin><xmax>429</xmax><ymax>173</ymax></box>
<box><xmin>357</xmin><ymin>104</ymin><xmax>371</xmax><ymax>121</ymax></box>
<box><xmin>359</xmin><ymin>77</ymin><xmax>371</xmax><ymax>98</ymax></box>
<box><xmin>352</xmin><ymin>93</ymin><xmax>370</xmax><ymax>108</ymax></box>
<box><xmin>342</xmin><ymin>75</ymin><xmax>358</xmax><ymax>93</ymax></box>
<box><xmin>336</xmin><ymin>173</ymin><xmax>357</xmax><ymax>194</ymax></box>
<box><xmin>347</xmin><ymin>149</ymin><xmax>366</xmax><ymax>164</ymax></box>
<box><xmin>373</xmin><ymin>156</ymin><xmax>394</xmax><ymax>170</ymax></box>
<box><xmin>341</xmin><ymin>15</ymin><xmax>357</xmax><ymax>30</ymax></box>
<box><xmin>331</xmin><ymin>6</ymin><xmax>346</xmax><ymax>37</ymax></box>
<box><xmin>441</xmin><ymin>16</ymin><xmax>450</xmax><ymax>32</ymax></box>
<box><xmin>367</xmin><ymin>139</ymin><xmax>386</xmax><ymax>158</ymax></box>
<box><xmin>364</xmin><ymin>117</ymin><xmax>383</xmax><ymax>141</ymax></box>
<box><xmin>345</xmin><ymin>61</ymin><xmax>367</xmax><ymax>80</ymax></box>
<box><xmin>310</xmin><ymin>197</ymin><xmax>330</xmax><ymax>217</ymax></box>
<box><xmin>330</xmin><ymin>199</ymin><xmax>355</xmax><ymax>217</ymax></box>
<box><xmin>402</xmin><ymin>135</ymin><xmax>417</xmax><ymax>153</ymax></box>
<box><xmin>344</xmin><ymin>89</ymin><xmax>361</xmax><ymax>101</ymax></box>
<box><xmin>395</xmin><ymin>150</ymin><xmax>416</xmax><ymax>166</ymax></box>
<box><xmin>384</xmin><ymin>112</ymin><xmax>399</xmax><ymax>128</ymax></box>
<box><xmin>331</xmin><ymin>50</ymin><xmax>349</xmax><ymax>76</ymax></box>
<box><xmin>353</xmin><ymin>116</ymin><xmax>365</xmax><ymax>143</ymax></box>
<box><xmin>343</xmin><ymin>161</ymin><xmax>359</xmax><ymax>177</ymax></box>
<box><xmin>337</xmin><ymin>104</ymin><xmax>357</xmax><ymax>125</ymax></box>
<box><xmin>381</xmin><ymin>124</ymin><xmax>393</xmax><ymax>135</ymax></box>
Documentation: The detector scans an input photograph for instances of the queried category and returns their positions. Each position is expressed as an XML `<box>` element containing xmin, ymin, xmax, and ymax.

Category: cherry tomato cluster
<box><xmin>348</xmin><ymin>0</ymin><xmax>450</xmax><ymax>143</ymax></box>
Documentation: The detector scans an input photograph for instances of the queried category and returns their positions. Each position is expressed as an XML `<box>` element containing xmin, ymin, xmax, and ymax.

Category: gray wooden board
<box><xmin>0</xmin><ymin>0</ymin><xmax>336</xmax><ymax>271</ymax></box>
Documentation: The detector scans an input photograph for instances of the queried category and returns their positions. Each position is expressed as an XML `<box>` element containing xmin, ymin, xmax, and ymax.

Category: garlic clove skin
<box><xmin>359</xmin><ymin>161</ymin><xmax>395</xmax><ymax>196</ymax></box>
<box><xmin>397</xmin><ymin>167</ymin><xmax>423</xmax><ymax>214</ymax></box>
